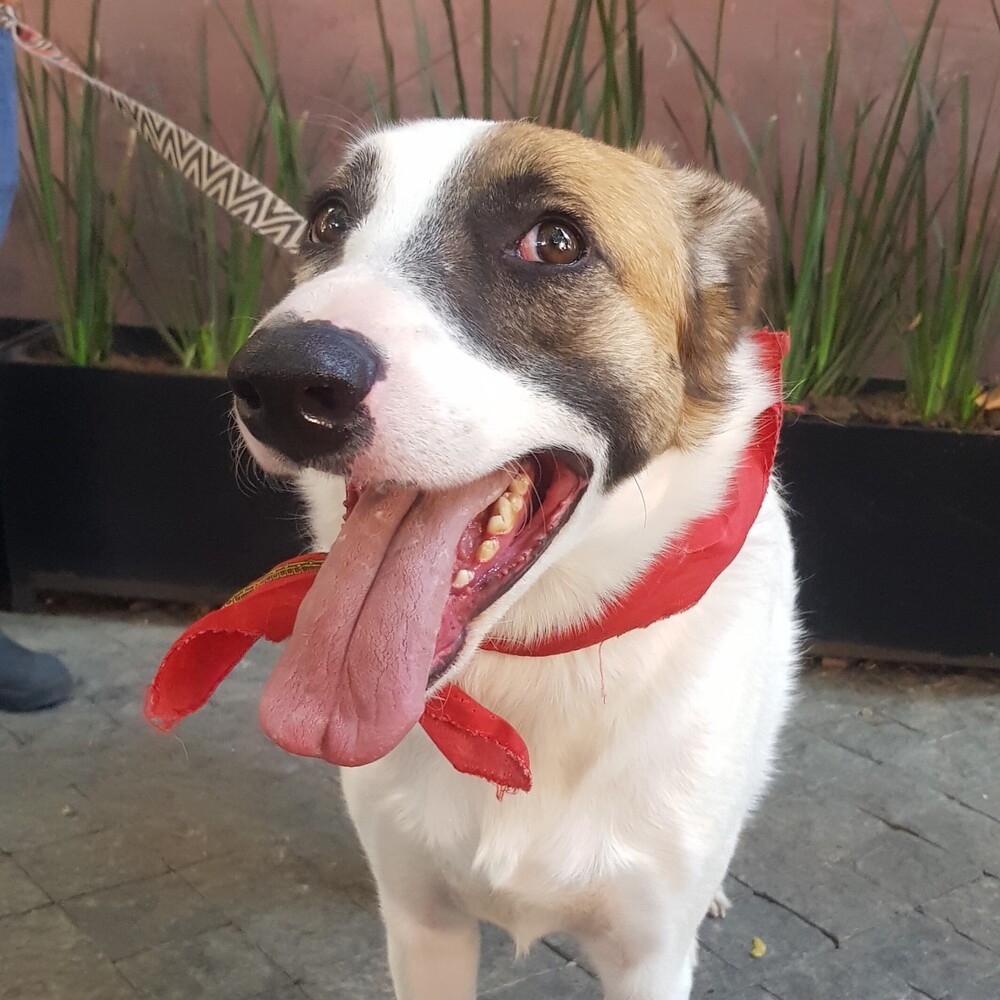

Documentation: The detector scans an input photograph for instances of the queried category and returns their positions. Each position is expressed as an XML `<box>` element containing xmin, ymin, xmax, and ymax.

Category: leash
<box><xmin>0</xmin><ymin>5</ymin><xmax>307</xmax><ymax>252</ymax></box>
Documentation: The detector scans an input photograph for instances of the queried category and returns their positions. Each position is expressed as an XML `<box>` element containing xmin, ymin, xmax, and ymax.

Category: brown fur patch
<box><xmin>464</xmin><ymin>123</ymin><xmax>768</xmax><ymax>454</ymax></box>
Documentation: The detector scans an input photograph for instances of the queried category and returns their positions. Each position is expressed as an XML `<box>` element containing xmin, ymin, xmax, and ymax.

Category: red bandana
<box><xmin>146</xmin><ymin>330</ymin><xmax>787</xmax><ymax>793</ymax></box>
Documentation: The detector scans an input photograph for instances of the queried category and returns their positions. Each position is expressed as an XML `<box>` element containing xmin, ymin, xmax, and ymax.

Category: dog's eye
<box><xmin>516</xmin><ymin>218</ymin><xmax>585</xmax><ymax>265</ymax></box>
<box><xmin>309</xmin><ymin>198</ymin><xmax>352</xmax><ymax>244</ymax></box>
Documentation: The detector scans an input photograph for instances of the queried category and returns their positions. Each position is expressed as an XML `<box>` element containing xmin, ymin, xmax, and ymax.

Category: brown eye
<box><xmin>309</xmin><ymin>198</ymin><xmax>351</xmax><ymax>244</ymax></box>
<box><xmin>517</xmin><ymin>218</ymin><xmax>585</xmax><ymax>265</ymax></box>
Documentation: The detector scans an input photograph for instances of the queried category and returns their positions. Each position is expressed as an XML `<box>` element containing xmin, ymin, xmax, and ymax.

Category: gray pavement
<box><xmin>1</xmin><ymin>611</ymin><xmax>998</xmax><ymax>999</ymax></box>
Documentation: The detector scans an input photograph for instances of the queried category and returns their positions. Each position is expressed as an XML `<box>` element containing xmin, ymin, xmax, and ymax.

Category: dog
<box><xmin>226</xmin><ymin>119</ymin><xmax>798</xmax><ymax>1000</ymax></box>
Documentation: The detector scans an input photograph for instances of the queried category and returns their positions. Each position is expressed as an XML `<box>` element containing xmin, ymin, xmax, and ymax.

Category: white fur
<box><xmin>238</xmin><ymin>120</ymin><xmax>799</xmax><ymax>999</ymax></box>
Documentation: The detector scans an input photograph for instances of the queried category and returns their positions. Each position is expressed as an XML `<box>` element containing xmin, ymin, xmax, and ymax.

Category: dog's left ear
<box><xmin>674</xmin><ymin>167</ymin><xmax>770</xmax><ymax>326</ymax></box>
<box><xmin>664</xmin><ymin>168</ymin><xmax>770</xmax><ymax>412</ymax></box>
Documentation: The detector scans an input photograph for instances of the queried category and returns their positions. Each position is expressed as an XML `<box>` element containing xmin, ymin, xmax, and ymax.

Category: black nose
<box><xmin>228</xmin><ymin>320</ymin><xmax>383</xmax><ymax>464</ymax></box>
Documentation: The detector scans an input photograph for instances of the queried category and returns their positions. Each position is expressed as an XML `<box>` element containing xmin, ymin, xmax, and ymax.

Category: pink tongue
<box><xmin>259</xmin><ymin>470</ymin><xmax>509</xmax><ymax>766</ymax></box>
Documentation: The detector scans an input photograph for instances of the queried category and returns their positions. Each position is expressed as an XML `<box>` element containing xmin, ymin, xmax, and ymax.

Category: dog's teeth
<box><xmin>452</xmin><ymin>569</ymin><xmax>475</xmax><ymax>589</ymax></box>
<box><xmin>507</xmin><ymin>493</ymin><xmax>524</xmax><ymax>513</ymax></box>
<box><xmin>510</xmin><ymin>474</ymin><xmax>530</xmax><ymax>496</ymax></box>
<box><xmin>476</xmin><ymin>539</ymin><xmax>500</xmax><ymax>563</ymax></box>
<box><xmin>486</xmin><ymin>496</ymin><xmax>515</xmax><ymax>535</ymax></box>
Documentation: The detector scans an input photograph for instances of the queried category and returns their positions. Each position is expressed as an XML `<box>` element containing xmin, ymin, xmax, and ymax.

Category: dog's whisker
<box><xmin>632</xmin><ymin>476</ymin><xmax>648</xmax><ymax>530</ymax></box>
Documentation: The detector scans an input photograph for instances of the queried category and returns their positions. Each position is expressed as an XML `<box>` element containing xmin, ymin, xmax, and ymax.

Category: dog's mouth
<box><xmin>258</xmin><ymin>450</ymin><xmax>591</xmax><ymax>767</ymax></box>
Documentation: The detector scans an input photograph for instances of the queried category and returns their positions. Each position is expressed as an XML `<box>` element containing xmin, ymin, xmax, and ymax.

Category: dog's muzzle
<box><xmin>228</xmin><ymin>319</ymin><xmax>384</xmax><ymax>465</ymax></box>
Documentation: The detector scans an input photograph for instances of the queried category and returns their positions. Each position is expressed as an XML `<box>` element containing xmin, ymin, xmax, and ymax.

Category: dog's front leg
<box><xmin>381</xmin><ymin>895</ymin><xmax>480</xmax><ymax>1000</ymax></box>
<box><xmin>573</xmin><ymin>876</ymin><xmax>703</xmax><ymax>1000</ymax></box>
<box><xmin>343</xmin><ymin>775</ymin><xmax>480</xmax><ymax>1000</ymax></box>
<box><xmin>580</xmin><ymin>933</ymin><xmax>696</xmax><ymax>1000</ymax></box>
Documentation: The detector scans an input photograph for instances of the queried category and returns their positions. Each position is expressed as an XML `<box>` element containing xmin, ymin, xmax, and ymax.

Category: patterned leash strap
<box><xmin>0</xmin><ymin>5</ymin><xmax>307</xmax><ymax>252</ymax></box>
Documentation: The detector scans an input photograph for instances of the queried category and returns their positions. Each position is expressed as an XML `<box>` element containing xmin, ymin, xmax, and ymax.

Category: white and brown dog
<box><xmin>226</xmin><ymin>119</ymin><xmax>798</xmax><ymax>1000</ymax></box>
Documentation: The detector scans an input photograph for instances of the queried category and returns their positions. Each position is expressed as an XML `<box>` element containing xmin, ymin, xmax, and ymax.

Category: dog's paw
<box><xmin>707</xmin><ymin>888</ymin><xmax>731</xmax><ymax>919</ymax></box>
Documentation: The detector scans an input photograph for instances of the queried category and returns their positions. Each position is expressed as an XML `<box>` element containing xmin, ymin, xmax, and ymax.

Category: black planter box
<box><xmin>778</xmin><ymin>412</ymin><xmax>1000</xmax><ymax>668</ymax></box>
<box><xmin>0</xmin><ymin>326</ymin><xmax>304</xmax><ymax>609</ymax></box>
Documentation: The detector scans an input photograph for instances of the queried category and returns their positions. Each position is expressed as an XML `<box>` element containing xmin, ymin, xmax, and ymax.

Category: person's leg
<box><xmin>0</xmin><ymin>30</ymin><xmax>72</xmax><ymax>712</ymax></box>
<box><xmin>0</xmin><ymin>29</ymin><xmax>17</xmax><ymax>236</ymax></box>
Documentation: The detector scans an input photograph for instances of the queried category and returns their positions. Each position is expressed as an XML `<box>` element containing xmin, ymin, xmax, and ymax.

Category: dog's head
<box><xmin>229</xmin><ymin>119</ymin><xmax>768</xmax><ymax>766</ymax></box>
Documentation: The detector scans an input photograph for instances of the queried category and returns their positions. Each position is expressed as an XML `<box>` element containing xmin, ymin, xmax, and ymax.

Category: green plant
<box><xmin>16</xmin><ymin>0</ymin><xmax>136</xmax><ymax>366</ymax></box>
<box><xmin>671</xmin><ymin>0</ymin><xmax>943</xmax><ymax>402</ymax></box>
<box><xmin>906</xmin><ymin>6</ymin><xmax>1000</xmax><ymax>423</ymax></box>
<box><xmin>136</xmin><ymin>0</ymin><xmax>310</xmax><ymax>370</ymax></box>
<box><xmin>369</xmin><ymin>0</ymin><xmax>644</xmax><ymax>149</ymax></box>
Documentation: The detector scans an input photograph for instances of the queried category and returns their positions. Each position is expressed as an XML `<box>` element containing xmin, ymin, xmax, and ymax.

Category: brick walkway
<box><xmin>1</xmin><ymin>611</ymin><xmax>998</xmax><ymax>999</ymax></box>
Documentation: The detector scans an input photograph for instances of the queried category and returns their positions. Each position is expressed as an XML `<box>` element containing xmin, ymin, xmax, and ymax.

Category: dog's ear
<box><xmin>675</xmin><ymin>167</ymin><xmax>769</xmax><ymax>325</ymax></box>
<box><xmin>621</xmin><ymin>147</ymin><xmax>767</xmax><ymax>321</ymax></box>
<box><xmin>669</xmin><ymin>168</ymin><xmax>770</xmax><ymax>409</ymax></box>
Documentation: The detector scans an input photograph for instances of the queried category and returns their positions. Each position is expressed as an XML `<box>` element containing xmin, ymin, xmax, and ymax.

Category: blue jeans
<box><xmin>0</xmin><ymin>30</ymin><xmax>17</xmax><ymax>243</ymax></box>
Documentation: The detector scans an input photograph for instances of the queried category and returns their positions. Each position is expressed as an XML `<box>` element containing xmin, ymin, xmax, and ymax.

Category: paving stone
<box><xmin>237</xmin><ymin>894</ymin><xmax>387</xmax><ymax>988</ymax></box>
<box><xmin>736</xmin><ymin>787</ymin><xmax>887</xmax><ymax>867</ymax></box>
<box><xmin>814</xmin><ymin>712</ymin><xmax>929</xmax><ymax>764</ymax></box>
<box><xmin>699</xmin><ymin>891</ymin><xmax>834</xmax><ymax>973</ymax></box>
<box><xmin>831</xmin><ymin>763</ymin><xmax>1000</xmax><ymax>874</ymax></box>
<box><xmin>62</xmin><ymin>872</ymin><xmax>230</xmax><ymax>961</ymax></box>
<box><xmin>761</xmin><ymin>941</ymin><xmax>924</xmax><ymax>1000</ymax></box>
<box><xmin>200</xmin><ymin>758</ymin><xmax>361</xmax><ymax>858</ymax></box>
<box><xmin>720</xmin><ymin>873</ymin><xmax>754</xmax><ymax>906</ymax></box>
<box><xmin>481</xmin><ymin>962</ymin><xmax>600</xmax><ymax>998</ymax></box>
<box><xmin>0</xmin><ymin>780</ymin><xmax>106</xmax><ymax>853</ymax></box>
<box><xmin>247</xmin><ymin>988</ymin><xmax>311</xmax><ymax>1000</ymax></box>
<box><xmin>0</xmin><ymin>719</ymin><xmax>21</xmax><ymax>749</ymax></box>
<box><xmin>44</xmin><ymin>729</ymin><xmax>196</xmax><ymax>795</ymax></box>
<box><xmin>692</xmin><ymin>948</ymin><xmax>763</xmax><ymax>997</ymax></box>
<box><xmin>280</xmin><ymin>817</ymin><xmax>373</xmax><ymax>882</ymax></box>
<box><xmin>942</xmin><ymin>969</ymin><xmax>1000</xmax><ymax>1000</ymax></box>
<box><xmin>770</xmin><ymin>726</ymin><xmax>877</xmax><ymax>795</ymax></box>
<box><xmin>789</xmin><ymin>665</ymin><xmax>876</xmax><ymax>726</ymax></box>
<box><xmin>15</xmin><ymin>827</ymin><xmax>168</xmax><ymax>901</ymax></box>
<box><xmin>800</xmin><ymin>662</ymin><xmax>1000</xmax><ymax>736</ymax></box>
<box><xmin>115</xmin><ymin>925</ymin><xmax>292</xmax><ymax>1000</ymax></box>
<box><xmin>0</xmin><ymin>904</ymin><xmax>138</xmax><ymax>999</ymax></box>
<box><xmin>546</xmin><ymin>925</ymin><xmax>768</xmax><ymax>997</ymax></box>
<box><xmin>296</xmin><ymin>952</ymin><xmax>394</xmax><ymax>1000</ymax></box>
<box><xmin>846</xmin><ymin>912</ymin><xmax>999</xmax><ymax>999</ymax></box>
<box><xmin>889</xmin><ymin>729</ymin><xmax>1000</xmax><ymax>822</ymax></box>
<box><xmin>0</xmin><ymin>857</ymin><xmax>49</xmax><ymax>917</ymax></box>
<box><xmin>728</xmin><ymin>854</ymin><xmax>911</xmax><ymax>943</ymax></box>
<box><xmin>179</xmin><ymin>844</ymin><xmax>338</xmax><ymax>918</ymax></box>
<box><xmin>852</xmin><ymin>828</ymin><xmax>983</xmax><ymax>907</ymax></box>
<box><xmin>0</xmin><ymin>697</ymin><xmax>121</xmax><ymax>754</ymax></box>
<box><xmin>922</xmin><ymin>875</ymin><xmax>1000</xmax><ymax>953</ymax></box>
<box><xmin>876</xmin><ymin>674</ymin><xmax>1000</xmax><ymax>738</ymax></box>
<box><xmin>79</xmin><ymin>772</ymin><xmax>263</xmax><ymax>869</ymax></box>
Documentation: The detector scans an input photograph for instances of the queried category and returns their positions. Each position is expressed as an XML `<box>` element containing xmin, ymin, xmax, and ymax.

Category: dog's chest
<box><xmin>378</xmin><ymin>724</ymin><xmax>682</xmax><ymax>942</ymax></box>
<box><xmin>426</xmin><ymin>791</ymin><xmax>642</xmax><ymax>945</ymax></box>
